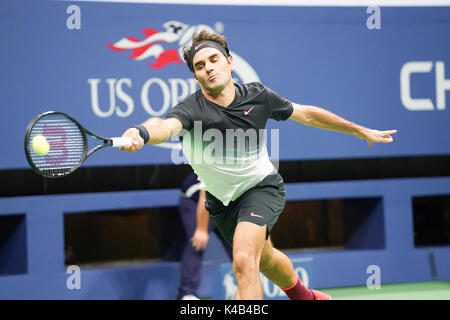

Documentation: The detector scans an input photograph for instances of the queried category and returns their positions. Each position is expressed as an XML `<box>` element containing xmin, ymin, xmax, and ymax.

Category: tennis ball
<box><xmin>32</xmin><ymin>135</ymin><xmax>50</xmax><ymax>156</ymax></box>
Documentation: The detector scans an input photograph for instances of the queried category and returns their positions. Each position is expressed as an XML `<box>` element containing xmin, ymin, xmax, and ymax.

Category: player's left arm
<box><xmin>289</xmin><ymin>103</ymin><xmax>397</xmax><ymax>147</ymax></box>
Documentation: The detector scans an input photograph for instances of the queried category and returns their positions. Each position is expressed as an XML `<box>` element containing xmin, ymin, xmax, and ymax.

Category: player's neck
<box><xmin>201</xmin><ymin>82</ymin><xmax>236</xmax><ymax>107</ymax></box>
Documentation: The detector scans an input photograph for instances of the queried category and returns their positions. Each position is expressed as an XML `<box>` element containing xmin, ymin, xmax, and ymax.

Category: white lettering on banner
<box><xmin>88</xmin><ymin>77</ymin><xmax>199</xmax><ymax>118</ymax></box>
<box><xmin>140</xmin><ymin>78</ymin><xmax>198</xmax><ymax>116</ymax></box>
<box><xmin>400</xmin><ymin>61</ymin><xmax>449</xmax><ymax>111</ymax></box>
<box><xmin>141</xmin><ymin>78</ymin><xmax>171</xmax><ymax>116</ymax></box>
<box><xmin>115</xmin><ymin>78</ymin><xmax>134</xmax><ymax>117</ymax></box>
<box><xmin>88</xmin><ymin>78</ymin><xmax>134</xmax><ymax>117</ymax></box>
<box><xmin>169</xmin><ymin>78</ymin><xmax>197</xmax><ymax>106</ymax></box>
<box><xmin>66</xmin><ymin>265</ymin><xmax>81</xmax><ymax>290</ymax></box>
<box><xmin>366</xmin><ymin>6</ymin><xmax>381</xmax><ymax>30</ymax></box>
<box><xmin>222</xmin><ymin>265</ymin><xmax>310</xmax><ymax>299</ymax></box>
<box><xmin>261</xmin><ymin>276</ymin><xmax>281</xmax><ymax>298</ymax></box>
<box><xmin>260</xmin><ymin>266</ymin><xmax>309</xmax><ymax>298</ymax></box>
<box><xmin>66</xmin><ymin>5</ymin><xmax>81</xmax><ymax>30</ymax></box>
<box><xmin>88</xmin><ymin>78</ymin><xmax>116</xmax><ymax>117</ymax></box>
<box><xmin>400</xmin><ymin>62</ymin><xmax>433</xmax><ymax>111</ymax></box>
<box><xmin>366</xmin><ymin>265</ymin><xmax>381</xmax><ymax>289</ymax></box>
<box><xmin>436</xmin><ymin>61</ymin><xmax>450</xmax><ymax>110</ymax></box>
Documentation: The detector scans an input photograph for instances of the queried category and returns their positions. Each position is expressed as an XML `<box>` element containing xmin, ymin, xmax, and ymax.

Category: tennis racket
<box><xmin>24</xmin><ymin>111</ymin><xmax>132</xmax><ymax>178</ymax></box>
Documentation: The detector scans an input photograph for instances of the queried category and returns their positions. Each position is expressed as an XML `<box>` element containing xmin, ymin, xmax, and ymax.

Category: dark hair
<box><xmin>183</xmin><ymin>30</ymin><xmax>231</xmax><ymax>72</ymax></box>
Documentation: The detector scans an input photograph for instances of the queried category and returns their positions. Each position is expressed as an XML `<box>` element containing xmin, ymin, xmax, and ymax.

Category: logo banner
<box><xmin>1</xmin><ymin>1</ymin><xmax>449</xmax><ymax>169</ymax></box>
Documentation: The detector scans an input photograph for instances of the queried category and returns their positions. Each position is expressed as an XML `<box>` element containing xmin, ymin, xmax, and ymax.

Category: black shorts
<box><xmin>205</xmin><ymin>172</ymin><xmax>286</xmax><ymax>246</ymax></box>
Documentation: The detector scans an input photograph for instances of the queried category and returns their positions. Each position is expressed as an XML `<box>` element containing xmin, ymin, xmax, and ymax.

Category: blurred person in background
<box><xmin>177</xmin><ymin>171</ymin><xmax>231</xmax><ymax>300</ymax></box>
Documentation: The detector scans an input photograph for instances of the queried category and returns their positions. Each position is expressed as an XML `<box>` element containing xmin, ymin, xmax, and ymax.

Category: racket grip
<box><xmin>111</xmin><ymin>137</ymin><xmax>132</xmax><ymax>147</ymax></box>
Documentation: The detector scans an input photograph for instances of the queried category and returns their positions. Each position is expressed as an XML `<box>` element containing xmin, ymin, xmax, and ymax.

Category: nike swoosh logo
<box><xmin>244</xmin><ymin>106</ymin><xmax>254</xmax><ymax>116</ymax></box>
<box><xmin>195</xmin><ymin>42</ymin><xmax>207</xmax><ymax>50</ymax></box>
<box><xmin>250</xmin><ymin>212</ymin><xmax>264</xmax><ymax>219</ymax></box>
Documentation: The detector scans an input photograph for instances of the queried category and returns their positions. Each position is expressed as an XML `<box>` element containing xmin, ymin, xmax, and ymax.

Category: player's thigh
<box><xmin>232</xmin><ymin>221</ymin><xmax>267</xmax><ymax>266</ymax></box>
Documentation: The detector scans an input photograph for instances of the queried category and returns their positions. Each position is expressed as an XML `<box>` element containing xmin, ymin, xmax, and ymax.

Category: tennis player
<box><xmin>120</xmin><ymin>31</ymin><xmax>396</xmax><ymax>300</ymax></box>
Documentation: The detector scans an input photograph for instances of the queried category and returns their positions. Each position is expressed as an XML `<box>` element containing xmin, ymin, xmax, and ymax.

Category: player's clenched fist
<box><xmin>119</xmin><ymin>127</ymin><xmax>144</xmax><ymax>152</ymax></box>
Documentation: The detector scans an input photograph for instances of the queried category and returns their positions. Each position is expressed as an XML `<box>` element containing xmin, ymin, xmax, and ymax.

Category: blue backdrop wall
<box><xmin>0</xmin><ymin>0</ymin><xmax>449</xmax><ymax>300</ymax></box>
<box><xmin>1</xmin><ymin>1</ymin><xmax>449</xmax><ymax>168</ymax></box>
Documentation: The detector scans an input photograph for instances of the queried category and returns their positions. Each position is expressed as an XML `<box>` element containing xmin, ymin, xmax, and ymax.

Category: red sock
<box><xmin>281</xmin><ymin>277</ymin><xmax>314</xmax><ymax>300</ymax></box>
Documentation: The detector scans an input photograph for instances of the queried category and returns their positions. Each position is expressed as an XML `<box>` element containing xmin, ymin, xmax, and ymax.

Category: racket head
<box><xmin>24</xmin><ymin>111</ymin><xmax>88</xmax><ymax>178</ymax></box>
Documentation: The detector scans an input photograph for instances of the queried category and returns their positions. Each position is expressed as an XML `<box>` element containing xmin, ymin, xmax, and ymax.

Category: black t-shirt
<box><xmin>165</xmin><ymin>81</ymin><xmax>293</xmax><ymax>205</ymax></box>
<box><xmin>166</xmin><ymin>82</ymin><xmax>293</xmax><ymax>133</ymax></box>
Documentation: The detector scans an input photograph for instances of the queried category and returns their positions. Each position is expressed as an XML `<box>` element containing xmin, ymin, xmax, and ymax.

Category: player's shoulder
<box><xmin>238</xmin><ymin>81</ymin><xmax>266</xmax><ymax>92</ymax></box>
<box><xmin>235</xmin><ymin>82</ymin><xmax>267</xmax><ymax>99</ymax></box>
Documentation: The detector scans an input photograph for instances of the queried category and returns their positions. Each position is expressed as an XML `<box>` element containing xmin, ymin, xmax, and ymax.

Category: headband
<box><xmin>188</xmin><ymin>40</ymin><xmax>229</xmax><ymax>72</ymax></box>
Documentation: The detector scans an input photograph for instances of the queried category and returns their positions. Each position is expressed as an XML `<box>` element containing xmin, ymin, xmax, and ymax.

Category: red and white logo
<box><xmin>88</xmin><ymin>21</ymin><xmax>260</xmax><ymax>150</ymax></box>
<box><xmin>106</xmin><ymin>20</ymin><xmax>260</xmax><ymax>82</ymax></box>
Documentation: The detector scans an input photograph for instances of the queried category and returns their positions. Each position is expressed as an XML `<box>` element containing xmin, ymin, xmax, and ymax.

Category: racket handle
<box><xmin>111</xmin><ymin>137</ymin><xmax>132</xmax><ymax>147</ymax></box>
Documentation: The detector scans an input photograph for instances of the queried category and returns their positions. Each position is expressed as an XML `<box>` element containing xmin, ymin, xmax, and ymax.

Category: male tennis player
<box><xmin>120</xmin><ymin>31</ymin><xmax>396</xmax><ymax>300</ymax></box>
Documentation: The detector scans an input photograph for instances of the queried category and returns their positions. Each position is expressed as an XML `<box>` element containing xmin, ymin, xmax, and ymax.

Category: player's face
<box><xmin>193</xmin><ymin>47</ymin><xmax>234</xmax><ymax>94</ymax></box>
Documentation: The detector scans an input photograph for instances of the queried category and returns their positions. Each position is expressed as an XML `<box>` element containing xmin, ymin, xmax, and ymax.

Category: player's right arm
<box><xmin>119</xmin><ymin>117</ymin><xmax>183</xmax><ymax>152</ymax></box>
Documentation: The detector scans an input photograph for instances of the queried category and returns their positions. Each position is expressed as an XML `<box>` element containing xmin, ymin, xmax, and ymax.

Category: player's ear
<box><xmin>228</xmin><ymin>55</ymin><xmax>234</xmax><ymax>71</ymax></box>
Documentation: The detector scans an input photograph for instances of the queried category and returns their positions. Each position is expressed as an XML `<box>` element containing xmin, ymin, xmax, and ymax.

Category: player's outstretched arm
<box><xmin>289</xmin><ymin>103</ymin><xmax>397</xmax><ymax>147</ymax></box>
<box><xmin>120</xmin><ymin>117</ymin><xmax>183</xmax><ymax>152</ymax></box>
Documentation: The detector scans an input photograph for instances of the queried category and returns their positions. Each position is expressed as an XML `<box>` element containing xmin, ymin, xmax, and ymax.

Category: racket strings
<box><xmin>27</xmin><ymin>115</ymin><xmax>86</xmax><ymax>176</ymax></box>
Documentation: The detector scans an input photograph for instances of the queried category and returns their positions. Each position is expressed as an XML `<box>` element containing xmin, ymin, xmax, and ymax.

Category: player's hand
<box><xmin>119</xmin><ymin>127</ymin><xmax>144</xmax><ymax>152</ymax></box>
<box><xmin>191</xmin><ymin>229</ymin><xmax>209</xmax><ymax>251</ymax></box>
<box><xmin>357</xmin><ymin>128</ymin><xmax>397</xmax><ymax>147</ymax></box>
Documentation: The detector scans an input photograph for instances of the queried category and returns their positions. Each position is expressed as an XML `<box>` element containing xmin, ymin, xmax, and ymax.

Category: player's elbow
<box><xmin>291</xmin><ymin>104</ymin><xmax>314</xmax><ymax>126</ymax></box>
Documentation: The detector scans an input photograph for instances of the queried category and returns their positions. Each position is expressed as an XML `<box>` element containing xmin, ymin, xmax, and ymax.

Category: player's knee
<box><xmin>233</xmin><ymin>251</ymin><xmax>258</xmax><ymax>276</ymax></box>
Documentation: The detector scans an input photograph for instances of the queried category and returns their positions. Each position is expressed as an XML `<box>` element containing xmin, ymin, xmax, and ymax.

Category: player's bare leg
<box><xmin>232</xmin><ymin>221</ymin><xmax>267</xmax><ymax>300</ymax></box>
<box><xmin>259</xmin><ymin>238</ymin><xmax>298</xmax><ymax>288</ymax></box>
<box><xmin>259</xmin><ymin>237</ymin><xmax>332</xmax><ymax>300</ymax></box>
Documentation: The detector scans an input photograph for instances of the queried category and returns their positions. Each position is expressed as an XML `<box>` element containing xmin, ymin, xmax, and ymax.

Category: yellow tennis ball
<box><xmin>32</xmin><ymin>135</ymin><xmax>50</xmax><ymax>156</ymax></box>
